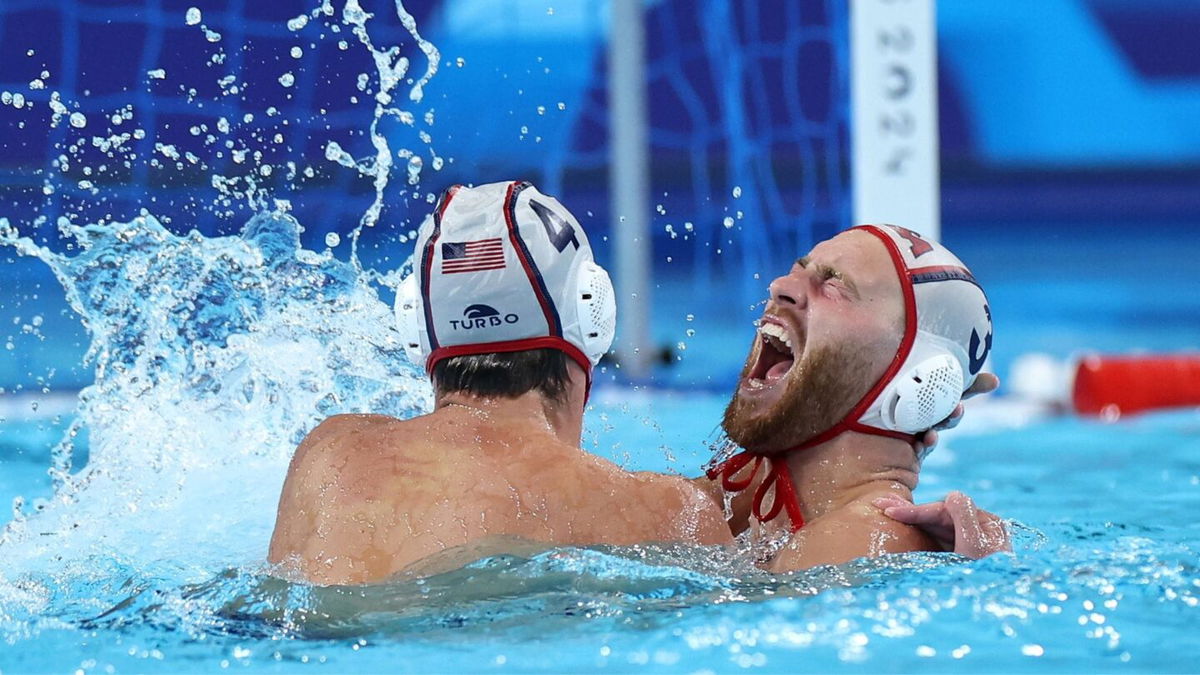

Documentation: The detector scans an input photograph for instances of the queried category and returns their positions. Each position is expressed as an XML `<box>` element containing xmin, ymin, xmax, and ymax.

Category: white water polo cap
<box><xmin>849</xmin><ymin>224</ymin><xmax>993</xmax><ymax>436</ymax></box>
<box><xmin>395</xmin><ymin>181</ymin><xmax>616</xmax><ymax>386</ymax></box>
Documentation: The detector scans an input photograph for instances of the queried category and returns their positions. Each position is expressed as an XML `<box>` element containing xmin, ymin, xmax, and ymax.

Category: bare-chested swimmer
<box><xmin>268</xmin><ymin>182</ymin><xmax>1005</xmax><ymax>585</ymax></box>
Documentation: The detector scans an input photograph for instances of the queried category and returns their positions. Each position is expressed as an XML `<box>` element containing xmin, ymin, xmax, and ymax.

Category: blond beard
<box><xmin>721</xmin><ymin>341</ymin><xmax>874</xmax><ymax>454</ymax></box>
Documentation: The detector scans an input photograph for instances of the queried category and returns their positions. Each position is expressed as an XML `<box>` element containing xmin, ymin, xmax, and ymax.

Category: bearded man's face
<box><xmin>722</xmin><ymin>230</ymin><xmax>905</xmax><ymax>453</ymax></box>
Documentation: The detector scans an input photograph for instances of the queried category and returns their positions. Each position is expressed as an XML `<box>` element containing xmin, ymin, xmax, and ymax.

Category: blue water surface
<box><xmin>2</xmin><ymin>393</ymin><xmax>1199</xmax><ymax>673</ymax></box>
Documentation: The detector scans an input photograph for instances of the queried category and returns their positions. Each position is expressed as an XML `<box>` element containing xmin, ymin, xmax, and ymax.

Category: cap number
<box><xmin>893</xmin><ymin>226</ymin><xmax>933</xmax><ymax>258</ymax></box>
<box><xmin>530</xmin><ymin>200</ymin><xmax>580</xmax><ymax>253</ymax></box>
<box><xmin>968</xmin><ymin>304</ymin><xmax>992</xmax><ymax>375</ymax></box>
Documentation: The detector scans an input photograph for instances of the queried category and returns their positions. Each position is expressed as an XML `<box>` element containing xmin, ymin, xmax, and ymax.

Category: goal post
<box><xmin>850</xmin><ymin>0</ymin><xmax>942</xmax><ymax>241</ymax></box>
<box><xmin>608</xmin><ymin>0</ymin><xmax>654</xmax><ymax>380</ymax></box>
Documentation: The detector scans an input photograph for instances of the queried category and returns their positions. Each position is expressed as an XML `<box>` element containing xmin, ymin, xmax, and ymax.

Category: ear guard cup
<box><xmin>876</xmin><ymin>354</ymin><xmax>964</xmax><ymax>433</ymax></box>
<box><xmin>574</xmin><ymin>261</ymin><xmax>616</xmax><ymax>365</ymax></box>
<box><xmin>395</xmin><ymin>273</ymin><xmax>424</xmax><ymax>366</ymax></box>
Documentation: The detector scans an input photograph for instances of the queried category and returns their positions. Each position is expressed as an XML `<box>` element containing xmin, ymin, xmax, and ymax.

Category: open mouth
<box><xmin>744</xmin><ymin>318</ymin><xmax>798</xmax><ymax>390</ymax></box>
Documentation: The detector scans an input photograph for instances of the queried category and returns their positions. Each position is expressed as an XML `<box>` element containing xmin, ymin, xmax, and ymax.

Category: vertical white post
<box><xmin>609</xmin><ymin>0</ymin><xmax>652</xmax><ymax>378</ymax></box>
<box><xmin>851</xmin><ymin>0</ymin><xmax>941</xmax><ymax>240</ymax></box>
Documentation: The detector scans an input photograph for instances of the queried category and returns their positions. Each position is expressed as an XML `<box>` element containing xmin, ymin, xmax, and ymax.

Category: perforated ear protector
<box><xmin>395</xmin><ymin>272</ymin><xmax>424</xmax><ymax>366</ymax></box>
<box><xmin>573</xmin><ymin>261</ymin><xmax>617</xmax><ymax>363</ymax></box>
<box><xmin>876</xmin><ymin>353</ymin><xmax>964</xmax><ymax>432</ymax></box>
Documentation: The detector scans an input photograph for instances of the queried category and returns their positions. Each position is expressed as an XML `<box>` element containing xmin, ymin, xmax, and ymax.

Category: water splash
<box><xmin>0</xmin><ymin>212</ymin><xmax>431</xmax><ymax>576</ymax></box>
<box><xmin>332</xmin><ymin>0</ymin><xmax>441</xmax><ymax>265</ymax></box>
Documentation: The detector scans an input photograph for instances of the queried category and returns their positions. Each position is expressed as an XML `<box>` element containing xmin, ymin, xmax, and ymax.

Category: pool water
<box><xmin>1</xmin><ymin>183</ymin><xmax>1197</xmax><ymax>675</ymax></box>
<box><xmin>3</xmin><ymin>3</ymin><xmax>1200</xmax><ymax>669</ymax></box>
<box><xmin>2</xmin><ymin>384</ymin><xmax>1199</xmax><ymax>672</ymax></box>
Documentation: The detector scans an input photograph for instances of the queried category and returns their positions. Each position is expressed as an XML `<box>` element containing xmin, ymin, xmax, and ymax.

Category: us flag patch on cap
<box><xmin>441</xmin><ymin>238</ymin><xmax>505</xmax><ymax>274</ymax></box>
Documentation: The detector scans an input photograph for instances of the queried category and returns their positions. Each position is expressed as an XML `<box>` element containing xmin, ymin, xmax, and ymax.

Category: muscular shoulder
<box><xmin>290</xmin><ymin>413</ymin><xmax>398</xmax><ymax>465</ymax></box>
<box><xmin>268</xmin><ymin>413</ymin><xmax>441</xmax><ymax>578</ymax></box>
<box><xmin>768</xmin><ymin>493</ymin><xmax>937</xmax><ymax>573</ymax></box>
<box><xmin>628</xmin><ymin>471</ymin><xmax>733</xmax><ymax>546</ymax></box>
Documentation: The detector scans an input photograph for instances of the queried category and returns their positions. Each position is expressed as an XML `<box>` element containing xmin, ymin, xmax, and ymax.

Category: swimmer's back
<box><xmin>267</xmin><ymin>409</ymin><xmax>730</xmax><ymax>584</ymax></box>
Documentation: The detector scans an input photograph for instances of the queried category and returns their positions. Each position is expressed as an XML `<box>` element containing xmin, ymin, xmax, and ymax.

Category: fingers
<box><xmin>873</xmin><ymin>497</ymin><xmax>951</xmax><ymax>527</ymax></box>
<box><xmin>978</xmin><ymin>507</ymin><xmax>1013</xmax><ymax>554</ymax></box>
<box><xmin>964</xmin><ymin>373</ymin><xmax>1000</xmax><ymax>399</ymax></box>
<box><xmin>914</xmin><ymin>429</ymin><xmax>936</xmax><ymax>459</ymax></box>
<box><xmin>944</xmin><ymin>491</ymin><xmax>1013</xmax><ymax>557</ymax></box>
<box><xmin>879</xmin><ymin>491</ymin><xmax>1011</xmax><ymax>559</ymax></box>
<box><xmin>932</xmin><ymin>404</ymin><xmax>964</xmax><ymax>432</ymax></box>
<box><xmin>945</xmin><ymin>491</ymin><xmax>989</xmax><ymax>559</ymax></box>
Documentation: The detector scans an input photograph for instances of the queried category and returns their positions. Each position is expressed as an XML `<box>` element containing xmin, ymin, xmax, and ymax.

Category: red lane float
<box><xmin>1072</xmin><ymin>354</ymin><xmax>1200</xmax><ymax>418</ymax></box>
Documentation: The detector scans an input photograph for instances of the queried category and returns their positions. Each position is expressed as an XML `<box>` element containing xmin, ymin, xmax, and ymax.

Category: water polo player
<box><xmin>268</xmin><ymin>181</ymin><xmax>731</xmax><ymax>584</ymax></box>
<box><xmin>708</xmin><ymin>225</ymin><xmax>1008</xmax><ymax>571</ymax></box>
<box><xmin>268</xmin><ymin>183</ymin><xmax>1004</xmax><ymax>585</ymax></box>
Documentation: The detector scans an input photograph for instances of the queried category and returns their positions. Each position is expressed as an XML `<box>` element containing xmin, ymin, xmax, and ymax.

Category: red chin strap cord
<box><xmin>706</xmin><ymin>452</ymin><xmax>806</xmax><ymax>533</ymax></box>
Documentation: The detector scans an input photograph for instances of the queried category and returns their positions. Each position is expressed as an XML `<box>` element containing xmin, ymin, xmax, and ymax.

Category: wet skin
<box><xmin>268</xmin><ymin>230</ymin><xmax>1007</xmax><ymax>584</ymax></box>
<box><xmin>267</xmin><ymin>368</ymin><xmax>732</xmax><ymax>585</ymax></box>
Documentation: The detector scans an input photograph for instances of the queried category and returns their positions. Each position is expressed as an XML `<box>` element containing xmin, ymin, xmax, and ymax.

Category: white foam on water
<box><xmin>0</xmin><ymin>0</ymin><xmax>448</xmax><ymax>632</ymax></box>
<box><xmin>0</xmin><ymin>211</ymin><xmax>432</xmax><ymax>609</ymax></box>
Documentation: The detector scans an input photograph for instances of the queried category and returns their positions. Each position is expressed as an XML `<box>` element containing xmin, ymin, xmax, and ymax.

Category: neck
<box><xmin>433</xmin><ymin>390</ymin><xmax>583</xmax><ymax>446</ymax></box>
<box><xmin>777</xmin><ymin>431</ymin><xmax>920</xmax><ymax>524</ymax></box>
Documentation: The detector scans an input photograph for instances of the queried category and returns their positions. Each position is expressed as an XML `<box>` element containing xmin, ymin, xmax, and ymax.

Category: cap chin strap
<box><xmin>705</xmin><ymin>423</ymin><xmax>915</xmax><ymax>534</ymax></box>
<box><xmin>707</xmin><ymin>225</ymin><xmax>918</xmax><ymax>533</ymax></box>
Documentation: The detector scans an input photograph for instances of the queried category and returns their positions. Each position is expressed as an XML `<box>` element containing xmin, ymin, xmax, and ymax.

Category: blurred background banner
<box><xmin>1</xmin><ymin>0</ymin><xmax>1199</xmax><ymax>395</ymax></box>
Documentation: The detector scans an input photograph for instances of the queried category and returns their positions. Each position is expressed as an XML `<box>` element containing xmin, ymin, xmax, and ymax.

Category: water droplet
<box><xmin>278</xmin><ymin>73</ymin><xmax>295</xmax><ymax>88</ymax></box>
<box><xmin>455</xmin><ymin>57</ymin><xmax>466</xmax><ymax>68</ymax></box>
<box><xmin>287</xmin><ymin>14</ymin><xmax>309</xmax><ymax>31</ymax></box>
<box><xmin>683</xmin><ymin>221</ymin><xmax>694</xmax><ymax>232</ymax></box>
<box><xmin>185</xmin><ymin>7</ymin><xmax>202</xmax><ymax>25</ymax></box>
<box><xmin>536</xmin><ymin>105</ymin><xmax>546</xmax><ymax>115</ymax></box>
<box><xmin>69</xmin><ymin>112</ymin><xmax>87</xmax><ymax>129</ymax></box>
<box><xmin>290</xmin><ymin>46</ymin><xmax>303</xmax><ymax>59</ymax></box>
<box><xmin>406</xmin><ymin>155</ymin><xmax>423</xmax><ymax>184</ymax></box>
<box><xmin>557</xmin><ymin>102</ymin><xmax>566</xmax><ymax>110</ymax></box>
<box><xmin>325</xmin><ymin>232</ymin><xmax>341</xmax><ymax>247</ymax></box>
<box><xmin>685</xmin><ymin>329</ymin><xmax>695</xmax><ymax>337</ymax></box>
<box><xmin>685</xmin><ymin>314</ymin><xmax>694</xmax><ymax>322</ymax></box>
<box><xmin>723</xmin><ymin>216</ymin><xmax>735</xmax><ymax>229</ymax></box>
<box><xmin>732</xmin><ymin>185</ymin><xmax>742</xmax><ymax>198</ymax></box>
